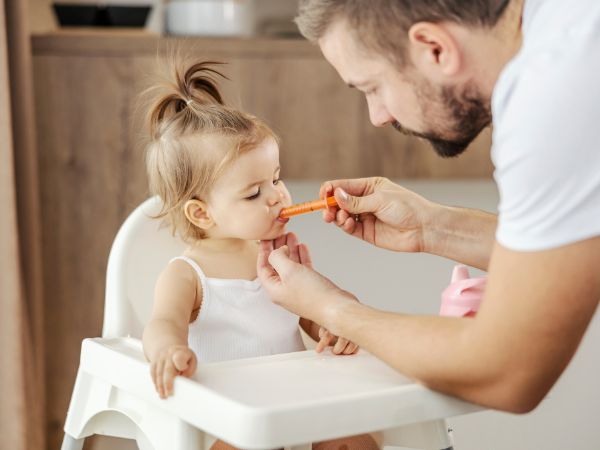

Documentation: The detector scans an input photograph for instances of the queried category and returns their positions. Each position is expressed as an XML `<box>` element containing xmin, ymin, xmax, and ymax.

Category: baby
<box><xmin>140</xmin><ymin>57</ymin><xmax>378</xmax><ymax>450</ymax></box>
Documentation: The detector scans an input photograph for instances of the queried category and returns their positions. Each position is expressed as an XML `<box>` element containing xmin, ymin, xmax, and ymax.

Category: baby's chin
<box><xmin>257</xmin><ymin>225</ymin><xmax>288</xmax><ymax>241</ymax></box>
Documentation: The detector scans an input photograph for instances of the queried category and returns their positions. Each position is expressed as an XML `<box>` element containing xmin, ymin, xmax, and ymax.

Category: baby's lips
<box><xmin>276</xmin><ymin>207</ymin><xmax>290</xmax><ymax>222</ymax></box>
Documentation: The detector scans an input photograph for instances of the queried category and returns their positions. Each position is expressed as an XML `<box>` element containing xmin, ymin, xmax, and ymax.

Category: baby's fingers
<box><xmin>333</xmin><ymin>337</ymin><xmax>349</xmax><ymax>355</ymax></box>
<box><xmin>154</xmin><ymin>358</ymin><xmax>166</xmax><ymax>398</ymax></box>
<box><xmin>343</xmin><ymin>342</ymin><xmax>359</xmax><ymax>355</ymax></box>
<box><xmin>162</xmin><ymin>361</ymin><xmax>178</xmax><ymax>397</ymax></box>
<box><xmin>172</xmin><ymin>350</ymin><xmax>190</xmax><ymax>372</ymax></box>
<box><xmin>173</xmin><ymin>350</ymin><xmax>197</xmax><ymax>377</ymax></box>
<box><xmin>316</xmin><ymin>329</ymin><xmax>333</xmax><ymax>353</ymax></box>
<box><xmin>150</xmin><ymin>361</ymin><xmax>160</xmax><ymax>395</ymax></box>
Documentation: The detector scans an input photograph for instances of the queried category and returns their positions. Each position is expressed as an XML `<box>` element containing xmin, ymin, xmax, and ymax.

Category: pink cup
<box><xmin>440</xmin><ymin>265</ymin><xmax>487</xmax><ymax>317</ymax></box>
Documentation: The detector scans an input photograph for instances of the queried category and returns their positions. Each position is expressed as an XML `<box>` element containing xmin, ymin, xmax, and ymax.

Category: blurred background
<box><xmin>1</xmin><ymin>1</ymin><xmax>598</xmax><ymax>449</ymax></box>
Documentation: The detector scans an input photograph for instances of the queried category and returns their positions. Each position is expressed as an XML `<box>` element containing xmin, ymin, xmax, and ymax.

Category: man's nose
<box><xmin>367</xmin><ymin>98</ymin><xmax>394</xmax><ymax>127</ymax></box>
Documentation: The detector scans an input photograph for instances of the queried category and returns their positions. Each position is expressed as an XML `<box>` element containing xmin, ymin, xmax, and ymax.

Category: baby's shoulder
<box><xmin>159</xmin><ymin>257</ymin><xmax>199</xmax><ymax>287</ymax></box>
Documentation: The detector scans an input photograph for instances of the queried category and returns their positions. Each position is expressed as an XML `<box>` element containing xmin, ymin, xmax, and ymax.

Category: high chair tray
<box><xmin>75</xmin><ymin>337</ymin><xmax>482</xmax><ymax>448</ymax></box>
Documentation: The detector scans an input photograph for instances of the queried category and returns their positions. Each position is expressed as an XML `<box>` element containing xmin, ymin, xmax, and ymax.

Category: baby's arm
<box><xmin>143</xmin><ymin>260</ymin><xmax>200</xmax><ymax>398</ymax></box>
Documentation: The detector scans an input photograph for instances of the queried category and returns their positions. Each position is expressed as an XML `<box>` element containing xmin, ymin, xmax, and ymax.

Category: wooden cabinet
<box><xmin>32</xmin><ymin>30</ymin><xmax>492</xmax><ymax>449</ymax></box>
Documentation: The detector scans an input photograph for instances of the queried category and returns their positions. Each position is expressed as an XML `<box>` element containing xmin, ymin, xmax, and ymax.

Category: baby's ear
<box><xmin>183</xmin><ymin>199</ymin><xmax>214</xmax><ymax>231</ymax></box>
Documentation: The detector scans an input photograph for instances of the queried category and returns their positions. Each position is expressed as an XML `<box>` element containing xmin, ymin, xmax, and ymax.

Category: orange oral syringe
<box><xmin>279</xmin><ymin>196</ymin><xmax>339</xmax><ymax>219</ymax></box>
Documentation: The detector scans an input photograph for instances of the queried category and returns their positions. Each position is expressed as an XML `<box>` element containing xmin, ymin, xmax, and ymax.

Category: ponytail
<box><xmin>140</xmin><ymin>53</ymin><xmax>277</xmax><ymax>242</ymax></box>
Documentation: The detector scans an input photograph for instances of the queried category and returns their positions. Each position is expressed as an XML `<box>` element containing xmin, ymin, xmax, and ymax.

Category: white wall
<box><xmin>286</xmin><ymin>180</ymin><xmax>600</xmax><ymax>450</ymax></box>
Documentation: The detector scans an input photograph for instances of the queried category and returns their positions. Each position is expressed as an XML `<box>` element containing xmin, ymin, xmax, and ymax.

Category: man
<box><xmin>257</xmin><ymin>0</ymin><xmax>600</xmax><ymax>413</ymax></box>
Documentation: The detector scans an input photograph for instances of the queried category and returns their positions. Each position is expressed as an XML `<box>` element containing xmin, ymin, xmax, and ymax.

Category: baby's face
<box><xmin>206</xmin><ymin>137</ymin><xmax>292</xmax><ymax>241</ymax></box>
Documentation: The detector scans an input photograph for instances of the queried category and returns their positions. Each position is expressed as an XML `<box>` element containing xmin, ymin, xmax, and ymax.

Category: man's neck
<box><xmin>478</xmin><ymin>0</ymin><xmax>525</xmax><ymax>98</ymax></box>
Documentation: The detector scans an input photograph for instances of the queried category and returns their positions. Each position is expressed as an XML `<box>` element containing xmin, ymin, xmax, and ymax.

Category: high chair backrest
<box><xmin>103</xmin><ymin>196</ymin><xmax>186</xmax><ymax>338</ymax></box>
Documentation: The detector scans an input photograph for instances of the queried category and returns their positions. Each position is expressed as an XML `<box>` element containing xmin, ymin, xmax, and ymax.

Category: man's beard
<box><xmin>393</xmin><ymin>81</ymin><xmax>491</xmax><ymax>158</ymax></box>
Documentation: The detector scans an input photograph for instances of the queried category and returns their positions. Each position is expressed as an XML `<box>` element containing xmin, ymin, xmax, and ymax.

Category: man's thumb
<box><xmin>268</xmin><ymin>245</ymin><xmax>296</xmax><ymax>279</ymax></box>
<box><xmin>334</xmin><ymin>188</ymin><xmax>379</xmax><ymax>214</ymax></box>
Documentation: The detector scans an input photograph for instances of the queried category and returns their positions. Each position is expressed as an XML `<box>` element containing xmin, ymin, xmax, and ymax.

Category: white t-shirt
<box><xmin>492</xmin><ymin>0</ymin><xmax>600</xmax><ymax>251</ymax></box>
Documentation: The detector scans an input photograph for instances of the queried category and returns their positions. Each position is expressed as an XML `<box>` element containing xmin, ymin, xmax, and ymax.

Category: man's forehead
<box><xmin>319</xmin><ymin>20</ymin><xmax>384</xmax><ymax>86</ymax></box>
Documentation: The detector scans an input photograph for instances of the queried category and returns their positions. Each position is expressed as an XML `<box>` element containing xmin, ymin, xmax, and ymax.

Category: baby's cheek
<box><xmin>243</xmin><ymin>212</ymin><xmax>273</xmax><ymax>238</ymax></box>
<box><xmin>283</xmin><ymin>190</ymin><xmax>292</xmax><ymax>205</ymax></box>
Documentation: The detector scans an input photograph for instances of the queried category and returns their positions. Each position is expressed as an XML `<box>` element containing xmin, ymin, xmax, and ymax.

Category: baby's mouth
<box><xmin>276</xmin><ymin>206</ymin><xmax>290</xmax><ymax>224</ymax></box>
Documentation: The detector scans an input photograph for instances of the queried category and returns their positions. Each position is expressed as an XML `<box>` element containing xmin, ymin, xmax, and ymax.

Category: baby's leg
<box><xmin>312</xmin><ymin>433</ymin><xmax>380</xmax><ymax>450</ymax></box>
<box><xmin>210</xmin><ymin>440</ymin><xmax>237</xmax><ymax>450</ymax></box>
<box><xmin>210</xmin><ymin>441</ymin><xmax>284</xmax><ymax>450</ymax></box>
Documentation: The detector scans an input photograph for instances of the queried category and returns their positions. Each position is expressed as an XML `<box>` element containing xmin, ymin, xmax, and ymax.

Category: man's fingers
<box><xmin>274</xmin><ymin>234</ymin><xmax>287</xmax><ymax>250</ymax></box>
<box><xmin>319</xmin><ymin>182</ymin><xmax>334</xmax><ymax>200</ymax></box>
<box><xmin>321</xmin><ymin>178</ymin><xmax>372</xmax><ymax>198</ymax></box>
<box><xmin>286</xmin><ymin>233</ymin><xmax>300</xmax><ymax>263</ymax></box>
<box><xmin>257</xmin><ymin>240</ymin><xmax>276</xmax><ymax>279</ymax></box>
<box><xmin>336</xmin><ymin>209</ymin><xmax>350</xmax><ymax>226</ymax></box>
<box><xmin>323</xmin><ymin>208</ymin><xmax>337</xmax><ymax>223</ymax></box>
<box><xmin>298</xmin><ymin>243</ymin><xmax>313</xmax><ymax>269</ymax></box>
<box><xmin>267</xmin><ymin>245</ymin><xmax>296</xmax><ymax>278</ymax></box>
<box><xmin>334</xmin><ymin>187</ymin><xmax>381</xmax><ymax>215</ymax></box>
<box><xmin>342</xmin><ymin>216</ymin><xmax>361</xmax><ymax>235</ymax></box>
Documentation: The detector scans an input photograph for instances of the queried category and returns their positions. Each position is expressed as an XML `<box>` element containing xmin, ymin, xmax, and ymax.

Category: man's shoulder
<box><xmin>493</xmin><ymin>0</ymin><xmax>600</xmax><ymax>122</ymax></box>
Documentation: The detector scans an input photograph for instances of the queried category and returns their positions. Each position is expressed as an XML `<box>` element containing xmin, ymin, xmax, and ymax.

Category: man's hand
<box><xmin>321</xmin><ymin>177</ymin><xmax>497</xmax><ymax>270</ymax></box>
<box><xmin>257</xmin><ymin>232</ymin><xmax>357</xmax><ymax>328</ymax></box>
<box><xmin>320</xmin><ymin>177</ymin><xmax>435</xmax><ymax>253</ymax></box>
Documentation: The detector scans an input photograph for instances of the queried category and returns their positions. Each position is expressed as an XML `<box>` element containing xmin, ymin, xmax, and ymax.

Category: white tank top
<box><xmin>172</xmin><ymin>256</ymin><xmax>305</xmax><ymax>363</ymax></box>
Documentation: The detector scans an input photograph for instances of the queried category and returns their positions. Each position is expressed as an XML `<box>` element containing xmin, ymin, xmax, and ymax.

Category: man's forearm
<box><xmin>322</xmin><ymin>300</ymin><xmax>517</xmax><ymax>411</ymax></box>
<box><xmin>423</xmin><ymin>205</ymin><xmax>497</xmax><ymax>270</ymax></box>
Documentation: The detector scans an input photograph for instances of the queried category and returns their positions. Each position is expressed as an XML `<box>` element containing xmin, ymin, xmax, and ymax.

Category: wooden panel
<box><xmin>33</xmin><ymin>54</ymin><xmax>148</xmax><ymax>449</ymax></box>
<box><xmin>32</xmin><ymin>32</ymin><xmax>494</xmax><ymax>179</ymax></box>
<box><xmin>32</xmin><ymin>31</ymin><xmax>321</xmax><ymax>58</ymax></box>
<box><xmin>234</xmin><ymin>57</ymin><xmax>365</xmax><ymax>179</ymax></box>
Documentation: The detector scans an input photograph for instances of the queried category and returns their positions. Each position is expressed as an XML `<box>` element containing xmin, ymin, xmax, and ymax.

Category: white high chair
<box><xmin>61</xmin><ymin>196</ymin><xmax>483</xmax><ymax>450</ymax></box>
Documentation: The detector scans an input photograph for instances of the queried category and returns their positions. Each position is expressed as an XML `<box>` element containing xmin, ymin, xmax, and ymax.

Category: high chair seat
<box><xmin>61</xmin><ymin>197</ymin><xmax>484</xmax><ymax>450</ymax></box>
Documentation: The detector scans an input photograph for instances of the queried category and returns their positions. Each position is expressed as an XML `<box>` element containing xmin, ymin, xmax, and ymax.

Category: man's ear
<box><xmin>183</xmin><ymin>199</ymin><xmax>214</xmax><ymax>231</ymax></box>
<box><xmin>407</xmin><ymin>22</ymin><xmax>462</xmax><ymax>78</ymax></box>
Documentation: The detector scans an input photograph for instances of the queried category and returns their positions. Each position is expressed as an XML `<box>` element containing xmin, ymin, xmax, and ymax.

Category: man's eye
<box><xmin>246</xmin><ymin>189</ymin><xmax>260</xmax><ymax>200</ymax></box>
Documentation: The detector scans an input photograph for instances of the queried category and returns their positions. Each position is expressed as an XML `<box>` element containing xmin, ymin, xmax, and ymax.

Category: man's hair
<box><xmin>295</xmin><ymin>0</ymin><xmax>511</xmax><ymax>62</ymax></box>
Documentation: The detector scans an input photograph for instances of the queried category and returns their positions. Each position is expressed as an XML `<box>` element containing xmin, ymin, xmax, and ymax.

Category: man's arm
<box><xmin>322</xmin><ymin>237</ymin><xmax>600</xmax><ymax>412</ymax></box>
<box><xmin>423</xmin><ymin>204</ymin><xmax>497</xmax><ymax>270</ymax></box>
<box><xmin>321</xmin><ymin>178</ymin><xmax>497</xmax><ymax>271</ymax></box>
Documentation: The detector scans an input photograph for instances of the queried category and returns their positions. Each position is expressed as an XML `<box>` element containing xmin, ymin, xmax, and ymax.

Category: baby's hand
<box><xmin>316</xmin><ymin>327</ymin><xmax>359</xmax><ymax>355</ymax></box>
<box><xmin>150</xmin><ymin>345</ymin><xmax>197</xmax><ymax>399</ymax></box>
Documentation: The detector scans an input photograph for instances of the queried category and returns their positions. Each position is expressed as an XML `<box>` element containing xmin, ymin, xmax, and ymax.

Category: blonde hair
<box><xmin>141</xmin><ymin>57</ymin><xmax>277</xmax><ymax>242</ymax></box>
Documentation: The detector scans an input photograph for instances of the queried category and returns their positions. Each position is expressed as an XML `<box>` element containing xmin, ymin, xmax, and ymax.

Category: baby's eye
<box><xmin>246</xmin><ymin>189</ymin><xmax>260</xmax><ymax>200</ymax></box>
<box><xmin>273</xmin><ymin>178</ymin><xmax>281</xmax><ymax>185</ymax></box>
